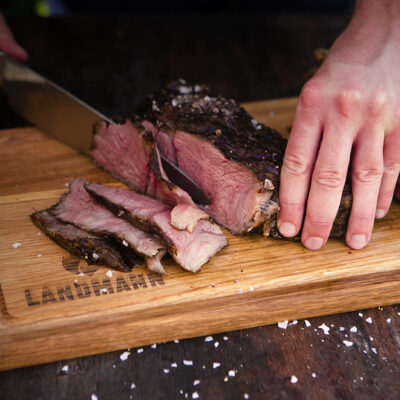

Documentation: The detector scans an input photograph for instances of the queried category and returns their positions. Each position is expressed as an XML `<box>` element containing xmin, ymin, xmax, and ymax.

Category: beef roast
<box><xmin>85</xmin><ymin>182</ymin><xmax>227</xmax><ymax>272</ymax></box>
<box><xmin>134</xmin><ymin>80</ymin><xmax>352</xmax><ymax>238</ymax></box>
<box><xmin>91</xmin><ymin>120</ymin><xmax>208</xmax><ymax>232</ymax></box>
<box><xmin>31</xmin><ymin>210</ymin><xmax>142</xmax><ymax>272</ymax></box>
<box><xmin>50</xmin><ymin>178</ymin><xmax>167</xmax><ymax>273</ymax></box>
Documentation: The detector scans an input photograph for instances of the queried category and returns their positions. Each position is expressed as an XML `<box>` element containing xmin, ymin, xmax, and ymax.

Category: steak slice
<box><xmin>134</xmin><ymin>80</ymin><xmax>352</xmax><ymax>237</ymax></box>
<box><xmin>50</xmin><ymin>178</ymin><xmax>167</xmax><ymax>274</ymax></box>
<box><xmin>31</xmin><ymin>210</ymin><xmax>142</xmax><ymax>272</ymax></box>
<box><xmin>85</xmin><ymin>182</ymin><xmax>228</xmax><ymax>272</ymax></box>
<box><xmin>92</xmin><ymin>120</ymin><xmax>208</xmax><ymax>232</ymax></box>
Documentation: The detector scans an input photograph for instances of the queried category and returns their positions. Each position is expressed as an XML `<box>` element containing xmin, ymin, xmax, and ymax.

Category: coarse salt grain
<box><xmin>318</xmin><ymin>323</ymin><xmax>330</xmax><ymax>335</ymax></box>
<box><xmin>91</xmin><ymin>395</ymin><xmax>98</xmax><ymax>400</ymax></box>
<box><xmin>223</xmin><ymin>336</ymin><xmax>228</xmax><ymax>341</ymax></box>
<box><xmin>183</xmin><ymin>360</ymin><xmax>193</xmax><ymax>366</ymax></box>
<box><xmin>106</xmin><ymin>270</ymin><xmax>113</xmax><ymax>277</ymax></box>
<box><xmin>289</xmin><ymin>320</ymin><xmax>298</xmax><ymax>326</ymax></box>
<box><xmin>244</xmin><ymin>395</ymin><xmax>249</xmax><ymax>399</ymax></box>
<box><xmin>171</xmin><ymin>363</ymin><xmax>178</xmax><ymax>368</ymax></box>
<box><xmin>61</xmin><ymin>365</ymin><xmax>69</xmax><ymax>372</ymax></box>
<box><xmin>249</xmin><ymin>286</ymin><xmax>254</xmax><ymax>292</ymax></box>
<box><xmin>386</xmin><ymin>318</ymin><xmax>391</xmax><ymax>323</ymax></box>
<box><xmin>164</xmin><ymin>369</ymin><xmax>170</xmax><ymax>374</ymax></box>
<box><xmin>228</xmin><ymin>370</ymin><xmax>235</xmax><ymax>377</ymax></box>
<box><xmin>120</xmin><ymin>351</ymin><xmax>130</xmax><ymax>361</ymax></box>
<box><xmin>372</xmin><ymin>348</ymin><xmax>377</xmax><ymax>354</ymax></box>
<box><xmin>205</xmin><ymin>336</ymin><xmax>213</xmax><ymax>342</ymax></box>
<box><xmin>92</xmin><ymin>252</ymin><xmax>99</xmax><ymax>260</ymax></box>
<box><xmin>339</xmin><ymin>327</ymin><xmax>345</xmax><ymax>331</ymax></box>
<box><xmin>311</xmin><ymin>373</ymin><xmax>316</xmax><ymax>378</ymax></box>
<box><xmin>365</xmin><ymin>317</ymin><xmax>372</xmax><ymax>324</ymax></box>
<box><xmin>290</xmin><ymin>375</ymin><xmax>298</xmax><ymax>384</ymax></box>
<box><xmin>174</xmin><ymin>339</ymin><xmax>180</xmax><ymax>343</ymax></box>
<box><xmin>214</xmin><ymin>342</ymin><xmax>219</xmax><ymax>348</ymax></box>
<box><xmin>343</xmin><ymin>340</ymin><xmax>353</xmax><ymax>347</ymax></box>
<box><xmin>37</xmin><ymin>254</ymin><xmax>42</xmax><ymax>257</ymax></box>
<box><xmin>12</xmin><ymin>242</ymin><xmax>21</xmax><ymax>248</ymax></box>
<box><xmin>151</xmin><ymin>344</ymin><xmax>157</xmax><ymax>349</ymax></box>
<box><xmin>137</xmin><ymin>348</ymin><xmax>143</xmax><ymax>353</ymax></box>
<box><xmin>305</xmin><ymin>320</ymin><xmax>311</xmax><ymax>327</ymax></box>
<box><xmin>350</xmin><ymin>326</ymin><xmax>358</xmax><ymax>333</ymax></box>
<box><xmin>193</xmin><ymin>380</ymin><xmax>200</xmax><ymax>386</ymax></box>
<box><xmin>192</xmin><ymin>392</ymin><xmax>199</xmax><ymax>399</ymax></box>
<box><xmin>122</xmin><ymin>240</ymin><xmax>128</xmax><ymax>247</ymax></box>
<box><xmin>130</xmin><ymin>383</ymin><xmax>136</xmax><ymax>389</ymax></box>
<box><xmin>78</xmin><ymin>272</ymin><xmax>84</xmax><ymax>276</ymax></box>
<box><xmin>213</xmin><ymin>362</ymin><xmax>220</xmax><ymax>369</ymax></box>
<box><xmin>65</xmin><ymin>183</ymin><xmax>69</xmax><ymax>187</ymax></box>
<box><xmin>277</xmin><ymin>320</ymin><xmax>289</xmax><ymax>329</ymax></box>
<box><xmin>358</xmin><ymin>312</ymin><xmax>363</xmax><ymax>317</ymax></box>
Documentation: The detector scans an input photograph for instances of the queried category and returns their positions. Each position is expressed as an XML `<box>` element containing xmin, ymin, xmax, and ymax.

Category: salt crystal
<box><xmin>164</xmin><ymin>369</ymin><xmax>170</xmax><ymax>374</ymax></box>
<box><xmin>92</xmin><ymin>252</ymin><xmax>99</xmax><ymax>260</ymax></box>
<box><xmin>183</xmin><ymin>360</ymin><xmax>193</xmax><ymax>366</ymax></box>
<box><xmin>193</xmin><ymin>380</ymin><xmax>200</xmax><ymax>386</ymax></box>
<box><xmin>318</xmin><ymin>323</ymin><xmax>330</xmax><ymax>335</ymax></box>
<box><xmin>228</xmin><ymin>370</ymin><xmax>235</xmax><ymax>377</ymax></box>
<box><xmin>365</xmin><ymin>317</ymin><xmax>372</xmax><ymax>324</ymax></box>
<box><xmin>350</xmin><ymin>326</ymin><xmax>358</xmax><ymax>333</ymax></box>
<box><xmin>372</xmin><ymin>348</ymin><xmax>377</xmax><ymax>354</ymax></box>
<box><xmin>12</xmin><ymin>242</ymin><xmax>21</xmax><ymax>248</ymax></box>
<box><xmin>65</xmin><ymin>182</ymin><xmax>70</xmax><ymax>187</ymax></box>
<box><xmin>251</xmin><ymin>119</ymin><xmax>258</xmax><ymax>128</ymax></box>
<box><xmin>305</xmin><ymin>320</ymin><xmax>311</xmax><ymax>327</ymax></box>
<box><xmin>171</xmin><ymin>363</ymin><xmax>178</xmax><ymax>368</ymax></box>
<box><xmin>214</xmin><ymin>342</ymin><xmax>219</xmax><ymax>348</ymax></box>
<box><xmin>311</xmin><ymin>372</ymin><xmax>316</xmax><ymax>378</ymax></box>
<box><xmin>137</xmin><ymin>348</ymin><xmax>143</xmax><ymax>353</ymax></box>
<box><xmin>370</xmin><ymin>337</ymin><xmax>374</xmax><ymax>341</ymax></box>
<box><xmin>174</xmin><ymin>339</ymin><xmax>180</xmax><ymax>343</ymax></box>
<box><xmin>249</xmin><ymin>286</ymin><xmax>254</xmax><ymax>292</ymax></box>
<box><xmin>244</xmin><ymin>395</ymin><xmax>249</xmax><ymax>399</ymax></box>
<box><xmin>180</xmin><ymin>390</ymin><xmax>183</xmax><ymax>394</ymax></box>
<box><xmin>224</xmin><ymin>376</ymin><xmax>228</xmax><ymax>382</ymax></box>
<box><xmin>213</xmin><ymin>362</ymin><xmax>220</xmax><ymax>369</ymax></box>
<box><xmin>131</xmin><ymin>383</ymin><xmax>136</xmax><ymax>389</ymax></box>
<box><xmin>339</xmin><ymin>327</ymin><xmax>345</xmax><ymax>331</ymax></box>
<box><xmin>386</xmin><ymin>318</ymin><xmax>391</xmax><ymax>323</ymax></box>
<box><xmin>192</xmin><ymin>392</ymin><xmax>199</xmax><ymax>399</ymax></box>
<box><xmin>205</xmin><ymin>336</ymin><xmax>213</xmax><ymax>342</ymax></box>
<box><xmin>172</xmin><ymin>99</ymin><xmax>178</xmax><ymax>107</ymax></box>
<box><xmin>358</xmin><ymin>312</ymin><xmax>363</xmax><ymax>317</ymax></box>
<box><xmin>343</xmin><ymin>340</ymin><xmax>353</xmax><ymax>347</ymax></box>
<box><xmin>101</xmin><ymin>288</ymin><xmax>107</xmax><ymax>294</ymax></box>
<box><xmin>290</xmin><ymin>375</ymin><xmax>298</xmax><ymax>384</ymax></box>
<box><xmin>120</xmin><ymin>351</ymin><xmax>130</xmax><ymax>361</ymax></box>
<box><xmin>91</xmin><ymin>395</ymin><xmax>98</xmax><ymax>400</ymax></box>
<box><xmin>37</xmin><ymin>254</ymin><xmax>42</xmax><ymax>257</ymax></box>
<box><xmin>106</xmin><ymin>270</ymin><xmax>113</xmax><ymax>277</ymax></box>
<box><xmin>122</xmin><ymin>240</ymin><xmax>128</xmax><ymax>247</ymax></box>
<box><xmin>78</xmin><ymin>272</ymin><xmax>84</xmax><ymax>276</ymax></box>
<box><xmin>38</xmin><ymin>232</ymin><xmax>42</xmax><ymax>235</ymax></box>
<box><xmin>152</xmin><ymin>103</ymin><xmax>160</xmax><ymax>112</ymax></box>
<box><xmin>289</xmin><ymin>320</ymin><xmax>298</xmax><ymax>326</ymax></box>
<box><xmin>151</xmin><ymin>344</ymin><xmax>157</xmax><ymax>349</ymax></box>
<box><xmin>223</xmin><ymin>336</ymin><xmax>228</xmax><ymax>340</ymax></box>
<box><xmin>61</xmin><ymin>365</ymin><xmax>69</xmax><ymax>372</ymax></box>
<box><xmin>277</xmin><ymin>320</ymin><xmax>289</xmax><ymax>329</ymax></box>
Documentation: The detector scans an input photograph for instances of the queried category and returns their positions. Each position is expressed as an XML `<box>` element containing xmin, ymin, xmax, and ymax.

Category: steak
<box><xmin>91</xmin><ymin>120</ymin><xmax>208</xmax><ymax>232</ymax></box>
<box><xmin>31</xmin><ymin>210</ymin><xmax>142</xmax><ymax>272</ymax></box>
<box><xmin>85</xmin><ymin>182</ymin><xmax>227</xmax><ymax>272</ymax></box>
<box><xmin>50</xmin><ymin>178</ymin><xmax>167</xmax><ymax>273</ymax></box>
<box><xmin>133</xmin><ymin>80</ymin><xmax>352</xmax><ymax>238</ymax></box>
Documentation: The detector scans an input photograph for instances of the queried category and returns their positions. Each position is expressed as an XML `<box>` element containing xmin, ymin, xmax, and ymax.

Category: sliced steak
<box><xmin>134</xmin><ymin>80</ymin><xmax>352</xmax><ymax>237</ymax></box>
<box><xmin>85</xmin><ymin>182</ymin><xmax>227</xmax><ymax>272</ymax></box>
<box><xmin>91</xmin><ymin>120</ymin><xmax>208</xmax><ymax>232</ymax></box>
<box><xmin>31</xmin><ymin>210</ymin><xmax>142</xmax><ymax>272</ymax></box>
<box><xmin>50</xmin><ymin>178</ymin><xmax>167</xmax><ymax>274</ymax></box>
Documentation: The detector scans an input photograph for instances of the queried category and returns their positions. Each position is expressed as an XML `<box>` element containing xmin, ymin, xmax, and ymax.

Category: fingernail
<box><xmin>304</xmin><ymin>236</ymin><xmax>324</xmax><ymax>251</ymax></box>
<box><xmin>375</xmin><ymin>209</ymin><xmax>386</xmax><ymax>219</ymax></box>
<box><xmin>349</xmin><ymin>234</ymin><xmax>367</xmax><ymax>250</ymax></box>
<box><xmin>277</xmin><ymin>221</ymin><xmax>296</xmax><ymax>237</ymax></box>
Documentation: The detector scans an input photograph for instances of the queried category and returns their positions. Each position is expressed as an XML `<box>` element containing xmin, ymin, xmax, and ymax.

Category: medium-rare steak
<box><xmin>31</xmin><ymin>210</ymin><xmax>142</xmax><ymax>272</ymax></box>
<box><xmin>92</xmin><ymin>120</ymin><xmax>208</xmax><ymax>232</ymax></box>
<box><xmin>50</xmin><ymin>178</ymin><xmax>167</xmax><ymax>273</ymax></box>
<box><xmin>85</xmin><ymin>182</ymin><xmax>228</xmax><ymax>272</ymax></box>
<box><xmin>134</xmin><ymin>80</ymin><xmax>352</xmax><ymax>238</ymax></box>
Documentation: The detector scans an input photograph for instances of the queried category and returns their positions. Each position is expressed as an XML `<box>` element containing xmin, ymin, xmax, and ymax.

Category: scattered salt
<box><xmin>311</xmin><ymin>373</ymin><xmax>316</xmax><ymax>378</ymax></box>
<box><xmin>213</xmin><ymin>362</ymin><xmax>220</xmax><ymax>369</ymax></box>
<box><xmin>106</xmin><ymin>270</ymin><xmax>113</xmax><ymax>277</ymax></box>
<box><xmin>350</xmin><ymin>326</ymin><xmax>358</xmax><ymax>333</ymax></box>
<box><xmin>91</xmin><ymin>395</ymin><xmax>98</xmax><ymax>400</ymax></box>
<box><xmin>290</xmin><ymin>375</ymin><xmax>298</xmax><ymax>384</ymax></box>
<box><xmin>228</xmin><ymin>370</ymin><xmax>235</xmax><ymax>377</ymax></box>
<box><xmin>358</xmin><ymin>312</ymin><xmax>363</xmax><ymax>317</ymax></box>
<box><xmin>151</xmin><ymin>344</ymin><xmax>157</xmax><ymax>349</ymax></box>
<box><xmin>343</xmin><ymin>340</ymin><xmax>353</xmax><ymax>347</ymax></box>
<box><xmin>65</xmin><ymin>182</ymin><xmax>69</xmax><ymax>187</ymax></box>
<box><xmin>38</xmin><ymin>232</ymin><xmax>42</xmax><ymax>235</ymax></box>
<box><xmin>183</xmin><ymin>360</ymin><xmax>193</xmax><ymax>366</ymax></box>
<box><xmin>205</xmin><ymin>336</ymin><xmax>213</xmax><ymax>342</ymax></box>
<box><xmin>164</xmin><ymin>369</ymin><xmax>170</xmax><ymax>374</ymax></box>
<box><xmin>386</xmin><ymin>318</ymin><xmax>391</xmax><ymax>323</ymax></box>
<box><xmin>130</xmin><ymin>383</ymin><xmax>136</xmax><ymax>389</ymax></box>
<box><xmin>249</xmin><ymin>286</ymin><xmax>254</xmax><ymax>292</ymax></box>
<box><xmin>92</xmin><ymin>252</ymin><xmax>99</xmax><ymax>260</ymax></box>
<box><xmin>78</xmin><ymin>272</ymin><xmax>84</xmax><ymax>276</ymax></box>
<box><xmin>171</xmin><ymin>363</ymin><xmax>178</xmax><ymax>368</ymax></box>
<box><xmin>305</xmin><ymin>320</ymin><xmax>311</xmax><ymax>327</ymax></box>
<box><xmin>224</xmin><ymin>376</ymin><xmax>228</xmax><ymax>382</ymax></box>
<box><xmin>223</xmin><ymin>336</ymin><xmax>228</xmax><ymax>341</ymax></box>
<box><xmin>192</xmin><ymin>392</ymin><xmax>199</xmax><ymax>399</ymax></box>
<box><xmin>61</xmin><ymin>365</ymin><xmax>69</xmax><ymax>372</ymax></box>
<box><xmin>12</xmin><ymin>242</ymin><xmax>21</xmax><ymax>248</ymax></box>
<box><xmin>122</xmin><ymin>240</ymin><xmax>128</xmax><ymax>247</ymax></box>
<box><xmin>318</xmin><ymin>323</ymin><xmax>330</xmax><ymax>335</ymax></box>
<box><xmin>37</xmin><ymin>254</ymin><xmax>42</xmax><ymax>257</ymax></box>
<box><xmin>174</xmin><ymin>340</ymin><xmax>180</xmax><ymax>343</ymax></box>
<box><xmin>370</xmin><ymin>337</ymin><xmax>374</xmax><ymax>342</ymax></box>
<box><xmin>277</xmin><ymin>320</ymin><xmax>289</xmax><ymax>329</ymax></box>
<box><xmin>365</xmin><ymin>317</ymin><xmax>372</xmax><ymax>324</ymax></box>
<box><xmin>101</xmin><ymin>288</ymin><xmax>107</xmax><ymax>294</ymax></box>
<box><xmin>214</xmin><ymin>342</ymin><xmax>219</xmax><ymax>348</ymax></box>
<box><xmin>289</xmin><ymin>320</ymin><xmax>298</xmax><ymax>326</ymax></box>
<box><xmin>193</xmin><ymin>380</ymin><xmax>200</xmax><ymax>386</ymax></box>
<box><xmin>372</xmin><ymin>348</ymin><xmax>377</xmax><ymax>354</ymax></box>
<box><xmin>244</xmin><ymin>395</ymin><xmax>249</xmax><ymax>399</ymax></box>
<box><xmin>339</xmin><ymin>327</ymin><xmax>345</xmax><ymax>332</ymax></box>
<box><xmin>172</xmin><ymin>99</ymin><xmax>178</xmax><ymax>107</ymax></box>
<box><xmin>120</xmin><ymin>351</ymin><xmax>130</xmax><ymax>361</ymax></box>
<box><xmin>137</xmin><ymin>348</ymin><xmax>143</xmax><ymax>353</ymax></box>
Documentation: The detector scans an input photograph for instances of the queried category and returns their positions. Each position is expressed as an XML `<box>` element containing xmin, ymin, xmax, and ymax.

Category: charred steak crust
<box><xmin>133</xmin><ymin>80</ymin><xmax>286</xmax><ymax>190</ymax></box>
<box><xmin>31</xmin><ymin>210</ymin><xmax>141</xmax><ymax>271</ymax></box>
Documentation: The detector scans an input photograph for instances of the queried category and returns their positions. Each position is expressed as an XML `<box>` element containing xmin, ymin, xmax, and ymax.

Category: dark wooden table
<box><xmin>1</xmin><ymin>13</ymin><xmax>399</xmax><ymax>400</ymax></box>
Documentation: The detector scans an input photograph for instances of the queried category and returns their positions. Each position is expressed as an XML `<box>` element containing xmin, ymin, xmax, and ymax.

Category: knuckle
<box><xmin>384</xmin><ymin>163</ymin><xmax>400</xmax><ymax>176</ymax></box>
<box><xmin>369</xmin><ymin>91</ymin><xmax>388</xmax><ymax>116</ymax></box>
<box><xmin>353</xmin><ymin>167</ymin><xmax>383</xmax><ymax>184</ymax></box>
<box><xmin>300</xmin><ymin>80</ymin><xmax>323</xmax><ymax>110</ymax></box>
<box><xmin>306</xmin><ymin>214</ymin><xmax>333</xmax><ymax>229</ymax></box>
<box><xmin>335</xmin><ymin>89</ymin><xmax>362</xmax><ymax>117</ymax></box>
<box><xmin>314</xmin><ymin>169</ymin><xmax>344</xmax><ymax>189</ymax></box>
<box><xmin>282</xmin><ymin>153</ymin><xmax>311</xmax><ymax>177</ymax></box>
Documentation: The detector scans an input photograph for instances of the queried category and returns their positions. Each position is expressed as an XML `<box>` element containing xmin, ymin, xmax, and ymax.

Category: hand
<box><xmin>0</xmin><ymin>11</ymin><xmax>28</xmax><ymax>61</ymax></box>
<box><xmin>278</xmin><ymin>0</ymin><xmax>400</xmax><ymax>250</ymax></box>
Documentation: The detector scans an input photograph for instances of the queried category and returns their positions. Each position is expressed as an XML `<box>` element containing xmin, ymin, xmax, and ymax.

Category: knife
<box><xmin>0</xmin><ymin>51</ymin><xmax>210</xmax><ymax>205</ymax></box>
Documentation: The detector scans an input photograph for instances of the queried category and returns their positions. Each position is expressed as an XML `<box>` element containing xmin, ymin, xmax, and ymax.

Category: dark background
<box><xmin>1</xmin><ymin>4</ymin><xmax>400</xmax><ymax>400</ymax></box>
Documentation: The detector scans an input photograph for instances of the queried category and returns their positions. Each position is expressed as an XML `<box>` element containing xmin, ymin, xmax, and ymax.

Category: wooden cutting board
<box><xmin>1</xmin><ymin>97</ymin><xmax>399</xmax><ymax>371</ymax></box>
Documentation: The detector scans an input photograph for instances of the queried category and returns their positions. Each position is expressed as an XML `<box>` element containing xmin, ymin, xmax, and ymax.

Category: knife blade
<box><xmin>0</xmin><ymin>51</ymin><xmax>210</xmax><ymax>205</ymax></box>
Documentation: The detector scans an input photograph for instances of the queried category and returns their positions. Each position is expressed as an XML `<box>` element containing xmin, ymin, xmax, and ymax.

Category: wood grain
<box><xmin>0</xmin><ymin>98</ymin><xmax>399</xmax><ymax>371</ymax></box>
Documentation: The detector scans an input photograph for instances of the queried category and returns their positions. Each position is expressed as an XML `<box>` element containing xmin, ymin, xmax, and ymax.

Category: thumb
<box><xmin>0</xmin><ymin>11</ymin><xmax>28</xmax><ymax>62</ymax></box>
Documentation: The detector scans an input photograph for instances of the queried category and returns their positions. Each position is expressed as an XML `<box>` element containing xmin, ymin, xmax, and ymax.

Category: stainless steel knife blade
<box><xmin>0</xmin><ymin>51</ymin><xmax>210</xmax><ymax>205</ymax></box>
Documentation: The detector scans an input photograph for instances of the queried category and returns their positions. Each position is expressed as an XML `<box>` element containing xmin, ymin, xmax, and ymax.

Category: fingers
<box><xmin>376</xmin><ymin>129</ymin><xmax>400</xmax><ymax>216</ymax></box>
<box><xmin>278</xmin><ymin>82</ymin><xmax>324</xmax><ymax>237</ymax></box>
<box><xmin>346</xmin><ymin>128</ymin><xmax>384</xmax><ymax>249</ymax></box>
<box><xmin>301</xmin><ymin>115</ymin><xmax>354</xmax><ymax>250</ymax></box>
<box><xmin>0</xmin><ymin>12</ymin><xmax>28</xmax><ymax>62</ymax></box>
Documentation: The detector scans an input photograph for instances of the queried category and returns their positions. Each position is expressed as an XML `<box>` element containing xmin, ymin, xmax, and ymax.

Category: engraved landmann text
<box><xmin>24</xmin><ymin>272</ymin><xmax>165</xmax><ymax>307</ymax></box>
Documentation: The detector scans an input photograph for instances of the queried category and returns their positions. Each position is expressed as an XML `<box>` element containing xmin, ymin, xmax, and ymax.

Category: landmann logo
<box><xmin>24</xmin><ymin>272</ymin><xmax>165</xmax><ymax>307</ymax></box>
